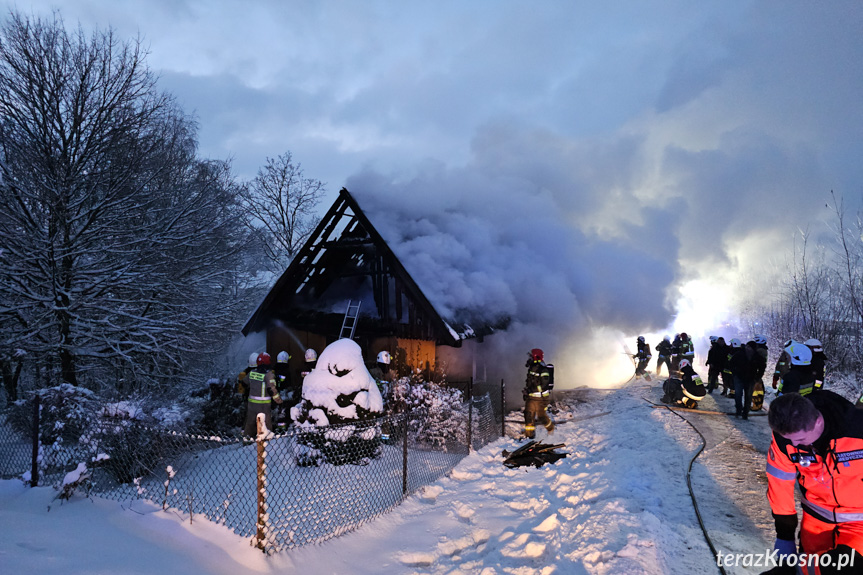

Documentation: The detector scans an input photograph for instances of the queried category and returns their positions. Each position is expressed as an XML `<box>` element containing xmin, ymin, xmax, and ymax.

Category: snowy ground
<box><xmin>0</xmin><ymin>376</ymin><xmax>784</xmax><ymax>575</ymax></box>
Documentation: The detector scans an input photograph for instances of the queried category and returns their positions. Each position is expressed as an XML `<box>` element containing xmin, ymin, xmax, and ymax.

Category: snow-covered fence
<box><xmin>0</xmin><ymin>408</ymin><xmax>34</xmax><ymax>479</ymax></box>
<box><xmin>3</xmin><ymin>393</ymin><xmax>500</xmax><ymax>552</ymax></box>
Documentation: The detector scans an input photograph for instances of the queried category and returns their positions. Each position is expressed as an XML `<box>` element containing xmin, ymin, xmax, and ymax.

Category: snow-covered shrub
<box><xmin>55</xmin><ymin>454</ymin><xmax>109</xmax><ymax>501</ymax></box>
<box><xmin>6</xmin><ymin>384</ymin><xmax>98</xmax><ymax>446</ymax></box>
<box><xmin>385</xmin><ymin>376</ymin><xmax>466</xmax><ymax>450</ymax></box>
<box><xmin>93</xmin><ymin>417</ymin><xmax>184</xmax><ymax>485</ymax></box>
<box><xmin>197</xmin><ymin>380</ymin><xmax>245</xmax><ymax>433</ymax></box>
<box><xmin>291</xmin><ymin>339</ymin><xmax>384</xmax><ymax>465</ymax></box>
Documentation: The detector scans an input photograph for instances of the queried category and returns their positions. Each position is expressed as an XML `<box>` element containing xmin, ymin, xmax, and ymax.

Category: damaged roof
<box><xmin>242</xmin><ymin>188</ymin><xmax>506</xmax><ymax>345</ymax></box>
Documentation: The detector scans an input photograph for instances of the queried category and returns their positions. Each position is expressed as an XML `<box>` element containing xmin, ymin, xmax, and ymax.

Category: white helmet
<box><xmin>277</xmin><ymin>351</ymin><xmax>290</xmax><ymax>363</ymax></box>
<box><xmin>730</xmin><ymin>338</ymin><xmax>742</xmax><ymax>348</ymax></box>
<box><xmin>663</xmin><ymin>335</ymin><xmax>670</xmax><ymax>342</ymax></box>
<box><xmin>709</xmin><ymin>335</ymin><xmax>718</xmax><ymax>343</ymax></box>
<box><xmin>785</xmin><ymin>342</ymin><xmax>813</xmax><ymax>366</ymax></box>
<box><xmin>679</xmin><ymin>359</ymin><xmax>691</xmax><ymax>369</ymax></box>
<box><xmin>248</xmin><ymin>352</ymin><xmax>259</xmax><ymax>368</ymax></box>
<box><xmin>804</xmin><ymin>338</ymin><xmax>823</xmax><ymax>352</ymax></box>
<box><xmin>637</xmin><ymin>336</ymin><xmax>645</xmax><ymax>343</ymax></box>
<box><xmin>304</xmin><ymin>348</ymin><xmax>317</xmax><ymax>362</ymax></box>
<box><xmin>377</xmin><ymin>350</ymin><xmax>391</xmax><ymax>365</ymax></box>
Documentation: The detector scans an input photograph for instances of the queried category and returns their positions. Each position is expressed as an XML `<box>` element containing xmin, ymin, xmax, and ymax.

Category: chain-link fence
<box><xmin>0</xmin><ymin>392</ymin><xmax>500</xmax><ymax>552</ymax></box>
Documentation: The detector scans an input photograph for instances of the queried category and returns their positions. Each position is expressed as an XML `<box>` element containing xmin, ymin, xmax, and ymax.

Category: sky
<box><xmin>7</xmin><ymin>1</ymin><xmax>863</xmax><ymax>386</ymax></box>
<box><xmin>0</xmin><ymin>379</ymin><xmax>796</xmax><ymax>575</ymax></box>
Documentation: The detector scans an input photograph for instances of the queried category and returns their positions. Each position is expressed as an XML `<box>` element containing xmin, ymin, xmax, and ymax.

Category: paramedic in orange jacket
<box><xmin>765</xmin><ymin>391</ymin><xmax>863</xmax><ymax>574</ymax></box>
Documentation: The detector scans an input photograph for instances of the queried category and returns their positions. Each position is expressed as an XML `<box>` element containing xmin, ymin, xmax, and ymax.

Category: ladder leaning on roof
<box><xmin>339</xmin><ymin>300</ymin><xmax>361</xmax><ymax>340</ymax></box>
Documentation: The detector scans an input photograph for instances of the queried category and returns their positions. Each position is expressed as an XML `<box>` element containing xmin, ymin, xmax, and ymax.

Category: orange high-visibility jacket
<box><xmin>766</xmin><ymin>390</ymin><xmax>863</xmax><ymax>539</ymax></box>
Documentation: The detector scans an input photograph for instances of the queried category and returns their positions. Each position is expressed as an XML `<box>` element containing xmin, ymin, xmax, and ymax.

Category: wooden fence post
<box><xmin>253</xmin><ymin>413</ymin><xmax>270</xmax><ymax>553</ymax></box>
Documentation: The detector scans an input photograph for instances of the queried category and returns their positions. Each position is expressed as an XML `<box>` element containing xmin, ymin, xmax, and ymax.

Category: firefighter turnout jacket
<box><xmin>241</xmin><ymin>367</ymin><xmax>282</xmax><ymax>405</ymax></box>
<box><xmin>766</xmin><ymin>390</ymin><xmax>863</xmax><ymax>558</ymax></box>
<box><xmin>525</xmin><ymin>359</ymin><xmax>554</xmax><ymax>397</ymax></box>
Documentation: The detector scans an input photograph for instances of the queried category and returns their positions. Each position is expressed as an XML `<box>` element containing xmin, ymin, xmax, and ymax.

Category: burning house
<box><xmin>242</xmin><ymin>188</ymin><xmax>507</xmax><ymax>381</ymax></box>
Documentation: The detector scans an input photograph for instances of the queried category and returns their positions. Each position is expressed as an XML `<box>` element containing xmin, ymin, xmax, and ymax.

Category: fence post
<box><xmin>466</xmin><ymin>377</ymin><xmax>473</xmax><ymax>451</ymax></box>
<box><xmin>253</xmin><ymin>413</ymin><xmax>269</xmax><ymax>553</ymax></box>
<box><xmin>401</xmin><ymin>414</ymin><xmax>408</xmax><ymax>496</ymax></box>
<box><xmin>30</xmin><ymin>393</ymin><xmax>40</xmax><ymax>487</ymax></box>
<box><xmin>500</xmin><ymin>378</ymin><xmax>506</xmax><ymax>438</ymax></box>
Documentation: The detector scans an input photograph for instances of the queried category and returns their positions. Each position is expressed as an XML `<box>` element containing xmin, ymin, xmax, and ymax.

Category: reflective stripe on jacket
<box><xmin>248</xmin><ymin>371</ymin><xmax>269</xmax><ymax>403</ymax></box>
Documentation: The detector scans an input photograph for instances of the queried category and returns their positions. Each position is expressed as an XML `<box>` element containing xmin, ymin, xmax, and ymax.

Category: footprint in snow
<box><xmin>450</xmin><ymin>469</ymin><xmax>482</xmax><ymax>481</ymax></box>
<box><xmin>395</xmin><ymin>551</ymin><xmax>436</xmax><ymax>567</ymax></box>
<box><xmin>437</xmin><ymin>528</ymin><xmax>491</xmax><ymax>556</ymax></box>
<box><xmin>500</xmin><ymin>533</ymin><xmax>547</xmax><ymax>560</ymax></box>
<box><xmin>419</xmin><ymin>485</ymin><xmax>444</xmax><ymax>503</ymax></box>
<box><xmin>532</xmin><ymin>513</ymin><xmax>560</xmax><ymax>533</ymax></box>
<box><xmin>454</xmin><ymin>502</ymin><xmax>475</xmax><ymax>523</ymax></box>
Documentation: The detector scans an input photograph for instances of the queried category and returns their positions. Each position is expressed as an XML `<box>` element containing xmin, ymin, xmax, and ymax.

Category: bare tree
<box><xmin>0</xmin><ymin>11</ymin><xmax>248</xmax><ymax>392</ymax></box>
<box><xmin>239</xmin><ymin>152</ymin><xmax>325</xmax><ymax>272</ymax></box>
<box><xmin>827</xmin><ymin>191</ymin><xmax>863</xmax><ymax>371</ymax></box>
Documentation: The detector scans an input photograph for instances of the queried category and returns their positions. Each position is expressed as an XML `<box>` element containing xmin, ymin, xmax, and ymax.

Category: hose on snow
<box><xmin>643</xmin><ymin>397</ymin><xmax>729</xmax><ymax>575</ymax></box>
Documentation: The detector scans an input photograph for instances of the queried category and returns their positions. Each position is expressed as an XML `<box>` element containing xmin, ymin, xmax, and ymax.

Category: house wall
<box><xmin>436</xmin><ymin>338</ymin><xmax>483</xmax><ymax>382</ymax></box>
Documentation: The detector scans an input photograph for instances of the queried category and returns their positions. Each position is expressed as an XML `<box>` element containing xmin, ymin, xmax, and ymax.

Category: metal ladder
<box><xmin>339</xmin><ymin>300</ymin><xmax>361</xmax><ymax>340</ymax></box>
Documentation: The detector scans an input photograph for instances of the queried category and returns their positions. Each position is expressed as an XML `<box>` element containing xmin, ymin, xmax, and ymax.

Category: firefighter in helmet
<box><xmin>239</xmin><ymin>352</ymin><xmax>283</xmax><ymax>437</ymax></box>
<box><xmin>300</xmin><ymin>348</ymin><xmax>318</xmax><ymax>381</ymax></box>
<box><xmin>523</xmin><ymin>348</ymin><xmax>555</xmax><ymax>439</ymax></box>
<box><xmin>237</xmin><ymin>351</ymin><xmax>258</xmax><ymax>402</ymax></box>
<box><xmin>369</xmin><ymin>350</ymin><xmax>392</xmax><ymax>397</ymax></box>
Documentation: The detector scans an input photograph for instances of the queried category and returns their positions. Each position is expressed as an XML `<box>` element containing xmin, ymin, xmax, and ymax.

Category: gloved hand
<box><xmin>773</xmin><ymin>538</ymin><xmax>796</xmax><ymax>557</ymax></box>
<box><xmin>772</xmin><ymin>375</ymin><xmax>779</xmax><ymax>389</ymax></box>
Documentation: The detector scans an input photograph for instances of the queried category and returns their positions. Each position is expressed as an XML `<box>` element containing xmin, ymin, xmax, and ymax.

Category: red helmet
<box><xmin>529</xmin><ymin>348</ymin><xmax>544</xmax><ymax>361</ymax></box>
<box><xmin>256</xmin><ymin>352</ymin><xmax>271</xmax><ymax>367</ymax></box>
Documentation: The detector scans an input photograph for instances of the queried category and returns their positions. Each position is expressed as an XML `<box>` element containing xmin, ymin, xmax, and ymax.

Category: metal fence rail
<box><xmin>0</xmin><ymin>393</ymin><xmax>500</xmax><ymax>552</ymax></box>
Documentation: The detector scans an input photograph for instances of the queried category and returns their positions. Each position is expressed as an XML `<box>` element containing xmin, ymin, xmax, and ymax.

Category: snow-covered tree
<box><xmin>291</xmin><ymin>339</ymin><xmax>383</xmax><ymax>465</ymax></box>
<box><xmin>0</xmin><ymin>11</ymin><xmax>249</xmax><ymax>392</ymax></box>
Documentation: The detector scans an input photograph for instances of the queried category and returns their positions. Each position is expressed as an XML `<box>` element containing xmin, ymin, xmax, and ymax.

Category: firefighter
<box><xmin>772</xmin><ymin>339</ymin><xmax>794</xmax><ymax>390</ymax></box>
<box><xmin>722</xmin><ymin>338</ymin><xmax>740</xmax><ymax>398</ymax></box>
<box><xmin>655</xmin><ymin>335</ymin><xmax>672</xmax><ymax>377</ymax></box>
<box><xmin>237</xmin><ymin>351</ymin><xmax>258</xmax><ymax>402</ymax></box>
<box><xmin>272</xmin><ymin>351</ymin><xmax>292</xmax><ymax>430</ymax></box>
<box><xmin>804</xmin><ymin>338</ymin><xmax>827</xmax><ymax>391</ymax></box>
<box><xmin>705</xmin><ymin>335</ymin><xmax>724</xmax><ymax>393</ymax></box>
<box><xmin>239</xmin><ymin>352</ymin><xmax>283</xmax><ymax>437</ymax></box>
<box><xmin>678</xmin><ymin>332</ymin><xmax>695</xmax><ymax>365</ymax></box>
<box><xmin>369</xmin><ymin>350</ymin><xmax>392</xmax><ymax>397</ymax></box>
<box><xmin>670</xmin><ymin>333</ymin><xmax>681</xmax><ymax>373</ymax></box>
<box><xmin>301</xmin><ymin>348</ymin><xmax>318</xmax><ymax>381</ymax></box>
<box><xmin>523</xmin><ymin>348</ymin><xmax>554</xmax><ymax>439</ymax></box>
<box><xmin>777</xmin><ymin>341</ymin><xmax>815</xmax><ymax>397</ymax></box>
<box><xmin>751</xmin><ymin>335</ymin><xmax>769</xmax><ymax>411</ymax></box>
<box><xmin>633</xmin><ymin>336</ymin><xmax>652</xmax><ymax>380</ymax></box>
<box><xmin>661</xmin><ymin>358</ymin><xmax>706</xmax><ymax>408</ymax></box>
<box><xmin>764</xmin><ymin>391</ymin><xmax>863</xmax><ymax>574</ymax></box>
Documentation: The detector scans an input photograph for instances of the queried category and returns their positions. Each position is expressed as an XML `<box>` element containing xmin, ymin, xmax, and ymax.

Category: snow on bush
<box><xmin>291</xmin><ymin>339</ymin><xmax>384</xmax><ymax>427</ymax></box>
<box><xmin>101</xmin><ymin>401</ymin><xmax>146</xmax><ymax>420</ymax></box>
<box><xmin>6</xmin><ymin>384</ymin><xmax>98</xmax><ymax>447</ymax></box>
<box><xmin>385</xmin><ymin>376</ymin><xmax>467</xmax><ymax>450</ymax></box>
<box><xmin>290</xmin><ymin>339</ymin><xmax>384</xmax><ymax>465</ymax></box>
